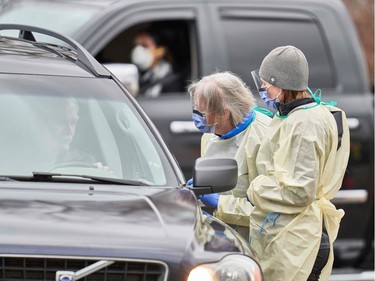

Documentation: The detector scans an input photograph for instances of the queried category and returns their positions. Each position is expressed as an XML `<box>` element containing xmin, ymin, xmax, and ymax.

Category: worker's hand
<box><xmin>198</xmin><ymin>193</ymin><xmax>219</xmax><ymax>209</ymax></box>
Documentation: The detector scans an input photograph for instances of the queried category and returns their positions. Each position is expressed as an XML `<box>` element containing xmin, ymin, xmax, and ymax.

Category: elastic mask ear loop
<box><xmin>252</xmin><ymin>106</ymin><xmax>274</xmax><ymax>117</ymax></box>
<box><xmin>307</xmin><ymin>87</ymin><xmax>337</xmax><ymax>107</ymax></box>
<box><xmin>308</xmin><ymin>87</ymin><xmax>321</xmax><ymax>104</ymax></box>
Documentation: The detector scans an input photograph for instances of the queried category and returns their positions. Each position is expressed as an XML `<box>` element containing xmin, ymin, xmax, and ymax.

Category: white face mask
<box><xmin>130</xmin><ymin>45</ymin><xmax>153</xmax><ymax>71</ymax></box>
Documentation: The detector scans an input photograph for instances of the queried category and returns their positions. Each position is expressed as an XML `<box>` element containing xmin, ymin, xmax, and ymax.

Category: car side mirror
<box><xmin>103</xmin><ymin>63</ymin><xmax>139</xmax><ymax>96</ymax></box>
<box><xmin>189</xmin><ymin>157</ymin><xmax>238</xmax><ymax>196</ymax></box>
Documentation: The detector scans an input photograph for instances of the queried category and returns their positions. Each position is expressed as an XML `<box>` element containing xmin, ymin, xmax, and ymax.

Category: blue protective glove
<box><xmin>186</xmin><ymin>178</ymin><xmax>193</xmax><ymax>187</ymax></box>
<box><xmin>198</xmin><ymin>193</ymin><xmax>219</xmax><ymax>209</ymax></box>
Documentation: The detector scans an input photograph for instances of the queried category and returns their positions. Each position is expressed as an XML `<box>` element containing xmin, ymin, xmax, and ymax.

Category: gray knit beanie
<box><xmin>259</xmin><ymin>45</ymin><xmax>309</xmax><ymax>91</ymax></box>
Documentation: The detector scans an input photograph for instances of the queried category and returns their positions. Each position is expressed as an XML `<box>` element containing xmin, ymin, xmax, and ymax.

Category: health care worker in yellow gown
<box><xmin>248</xmin><ymin>46</ymin><xmax>350</xmax><ymax>281</ymax></box>
<box><xmin>187</xmin><ymin>71</ymin><xmax>271</xmax><ymax>240</ymax></box>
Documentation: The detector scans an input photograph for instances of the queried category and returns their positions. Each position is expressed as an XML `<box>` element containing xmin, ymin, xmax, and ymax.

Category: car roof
<box><xmin>0</xmin><ymin>53</ymin><xmax>94</xmax><ymax>77</ymax></box>
<box><xmin>0</xmin><ymin>24</ymin><xmax>111</xmax><ymax>78</ymax></box>
<box><xmin>0</xmin><ymin>38</ymin><xmax>95</xmax><ymax>77</ymax></box>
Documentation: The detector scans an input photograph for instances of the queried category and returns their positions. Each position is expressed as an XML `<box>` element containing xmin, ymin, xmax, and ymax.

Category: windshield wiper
<box><xmin>0</xmin><ymin>172</ymin><xmax>150</xmax><ymax>186</ymax></box>
<box><xmin>33</xmin><ymin>172</ymin><xmax>150</xmax><ymax>186</ymax></box>
<box><xmin>0</xmin><ymin>176</ymin><xmax>17</xmax><ymax>181</ymax></box>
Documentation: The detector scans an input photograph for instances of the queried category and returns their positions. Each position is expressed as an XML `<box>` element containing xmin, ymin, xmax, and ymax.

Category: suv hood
<box><xmin>0</xmin><ymin>181</ymin><xmax>199</xmax><ymax>261</ymax></box>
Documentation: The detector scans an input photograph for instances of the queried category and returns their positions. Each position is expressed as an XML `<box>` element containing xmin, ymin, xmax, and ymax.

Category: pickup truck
<box><xmin>0</xmin><ymin>0</ymin><xmax>373</xmax><ymax>269</ymax></box>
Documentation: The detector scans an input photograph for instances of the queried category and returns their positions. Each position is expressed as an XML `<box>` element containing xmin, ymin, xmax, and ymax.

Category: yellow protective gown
<box><xmin>201</xmin><ymin>110</ymin><xmax>271</xmax><ymax>240</ymax></box>
<box><xmin>247</xmin><ymin>103</ymin><xmax>350</xmax><ymax>281</ymax></box>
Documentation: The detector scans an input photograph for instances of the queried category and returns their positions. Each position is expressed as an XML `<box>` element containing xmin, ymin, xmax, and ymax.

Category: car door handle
<box><xmin>170</xmin><ymin>121</ymin><xmax>200</xmax><ymax>134</ymax></box>
<box><xmin>331</xmin><ymin>189</ymin><xmax>367</xmax><ymax>204</ymax></box>
<box><xmin>347</xmin><ymin>118</ymin><xmax>360</xmax><ymax>130</ymax></box>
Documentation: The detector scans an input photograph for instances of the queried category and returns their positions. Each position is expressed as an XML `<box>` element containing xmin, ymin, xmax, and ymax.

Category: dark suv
<box><xmin>0</xmin><ymin>0</ymin><xmax>373</xmax><ymax>270</ymax></box>
<box><xmin>0</xmin><ymin>24</ymin><xmax>263</xmax><ymax>281</ymax></box>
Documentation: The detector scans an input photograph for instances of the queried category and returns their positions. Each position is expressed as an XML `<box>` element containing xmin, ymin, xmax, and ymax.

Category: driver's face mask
<box><xmin>130</xmin><ymin>45</ymin><xmax>154</xmax><ymax>71</ymax></box>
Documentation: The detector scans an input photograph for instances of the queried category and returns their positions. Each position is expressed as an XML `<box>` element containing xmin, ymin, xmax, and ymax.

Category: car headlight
<box><xmin>187</xmin><ymin>254</ymin><xmax>263</xmax><ymax>281</ymax></box>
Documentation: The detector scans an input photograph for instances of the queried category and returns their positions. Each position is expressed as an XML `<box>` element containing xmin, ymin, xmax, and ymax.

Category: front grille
<box><xmin>0</xmin><ymin>257</ymin><xmax>166</xmax><ymax>281</ymax></box>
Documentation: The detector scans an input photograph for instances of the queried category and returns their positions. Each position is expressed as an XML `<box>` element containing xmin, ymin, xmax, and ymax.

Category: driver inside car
<box><xmin>39</xmin><ymin>97</ymin><xmax>113</xmax><ymax>174</ymax></box>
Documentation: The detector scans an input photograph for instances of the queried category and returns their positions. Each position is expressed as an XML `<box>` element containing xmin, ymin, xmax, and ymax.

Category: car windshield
<box><xmin>0</xmin><ymin>74</ymin><xmax>177</xmax><ymax>186</ymax></box>
<box><xmin>0</xmin><ymin>1</ymin><xmax>101</xmax><ymax>43</ymax></box>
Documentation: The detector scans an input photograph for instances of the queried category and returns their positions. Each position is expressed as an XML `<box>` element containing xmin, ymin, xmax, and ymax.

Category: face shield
<box><xmin>251</xmin><ymin>69</ymin><xmax>268</xmax><ymax>101</ymax></box>
<box><xmin>250</xmin><ymin>69</ymin><xmax>265</xmax><ymax>94</ymax></box>
<box><xmin>190</xmin><ymin>91</ymin><xmax>197</xmax><ymax>111</ymax></box>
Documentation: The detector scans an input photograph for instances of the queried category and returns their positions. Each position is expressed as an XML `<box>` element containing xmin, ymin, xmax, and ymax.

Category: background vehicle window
<box><xmin>220</xmin><ymin>17</ymin><xmax>335</xmax><ymax>90</ymax></box>
<box><xmin>96</xmin><ymin>20</ymin><xmax>192</xmax><ymax>97</ymax></box>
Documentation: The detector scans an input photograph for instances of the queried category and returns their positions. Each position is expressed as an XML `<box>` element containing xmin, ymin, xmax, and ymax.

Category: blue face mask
<box><xmin>192</xmin><ymin>110</ymin><xmax>215</xmax><ymax>133</ymax></box>
<box><xmin>259</xmin><ymin>90</ymin><xmax>279</xmax><ymax>110</ymax></box>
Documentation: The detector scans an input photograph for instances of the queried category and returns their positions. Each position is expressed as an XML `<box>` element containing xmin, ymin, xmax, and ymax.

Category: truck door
<box><xmin>74</xmin><ymin>2</ymin><xmax>217</xmax><ymax>179</ymax></box>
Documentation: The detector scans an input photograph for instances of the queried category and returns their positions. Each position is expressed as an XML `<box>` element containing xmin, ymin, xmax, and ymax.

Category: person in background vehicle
<box><xmin>187</xmin><ymin>71</ymin><xmax>272</xmax><ymax>240</ymax></box>
<box><xmin>248</xmin><ymin>45</ymin><xmax>350</xmax><ymax>281</ymax></box>
<box><xmin>130</xmin><ymin>26</ymin><xmax>182</xmax><ymax>97</ymax></box>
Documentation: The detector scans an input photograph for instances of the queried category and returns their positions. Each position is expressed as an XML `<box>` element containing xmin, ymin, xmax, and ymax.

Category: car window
<box><xmin>219</xmin><ymin>11</ymin><xmax>335</xmax><ymax>90</ymax></box>
<box><xmin>96</xmin><ymin>20</ymin><xmax>194</xmax><ymax>97</ymax></box>
<box><xmin>0</xmin><ymin>74</ymin><xmax>177</xmax><ymax>186</ymax></box>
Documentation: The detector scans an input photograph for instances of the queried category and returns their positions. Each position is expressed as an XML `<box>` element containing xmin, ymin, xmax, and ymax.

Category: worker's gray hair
<box><xmin>187</xmin><ymin>71</ymin><xmax>256</xmax><ymax>126</ymax></box>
